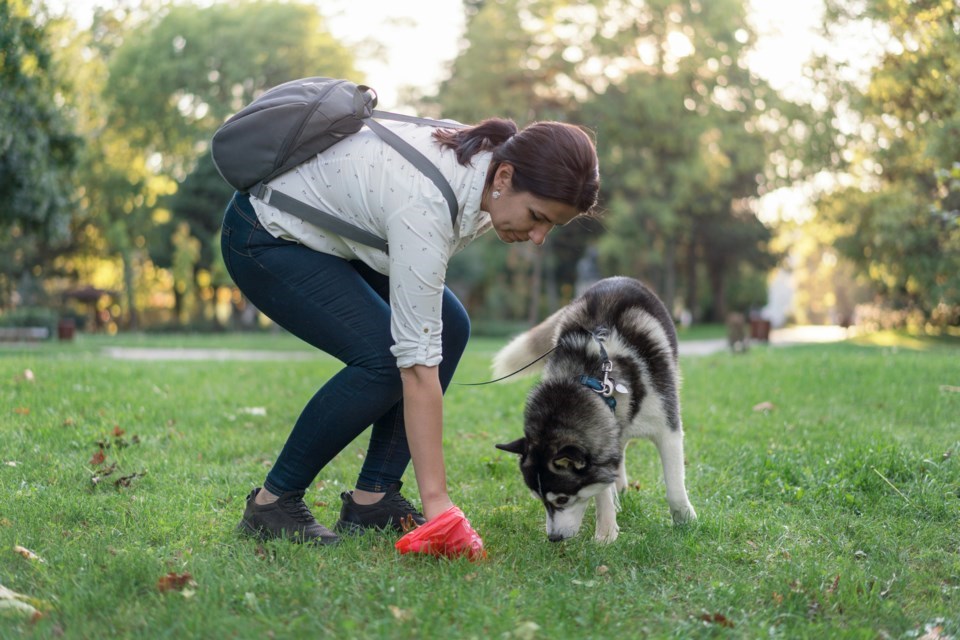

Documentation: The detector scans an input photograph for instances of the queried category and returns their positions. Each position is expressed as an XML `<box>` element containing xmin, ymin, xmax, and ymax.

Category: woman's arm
<box><xmin>400</xmin><ymin>364</ymin><xmax>455</xmax><ymax>520</ymax></box>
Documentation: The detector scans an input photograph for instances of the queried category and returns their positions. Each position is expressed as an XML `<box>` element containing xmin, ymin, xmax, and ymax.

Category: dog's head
<box><xmin>496</xmin><ymin>379</ymin><xmax>623</xmax><ymax>541</ymax></box>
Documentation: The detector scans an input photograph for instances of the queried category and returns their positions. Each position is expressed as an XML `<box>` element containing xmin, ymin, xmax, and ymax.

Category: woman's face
<box><xmin>484</xmin><ymin>164</ymin><xmax>580</xmax><ymax>246</ymax></box>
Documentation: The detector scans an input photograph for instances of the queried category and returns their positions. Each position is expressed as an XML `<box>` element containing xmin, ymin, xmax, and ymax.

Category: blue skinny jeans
<box><xmin>220</xmin><ymin>192</ymin><xmax>470</xmax><ymax>495</ymax></box>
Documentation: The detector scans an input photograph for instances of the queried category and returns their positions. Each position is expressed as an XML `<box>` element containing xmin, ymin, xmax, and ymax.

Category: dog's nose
<box><xmin>548</xmin><ymin>533</ymin><xmax>565</xmax><ymax>543</ymax></box>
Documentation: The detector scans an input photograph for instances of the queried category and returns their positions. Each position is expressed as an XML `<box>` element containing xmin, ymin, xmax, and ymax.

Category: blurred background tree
<box><xmin>1</xmin><ymin>0</ymin><xmax>956</xmax><ymax>333</ymax></box>
<box><xmin>811</xmin><ymin>0</ymin><xmax>959</xmax><ymax>326</ymax></box>
<box><xmin>0</xmin><ymin>0</ymin><xmax>80</xmax><ymax>308</ymax></box>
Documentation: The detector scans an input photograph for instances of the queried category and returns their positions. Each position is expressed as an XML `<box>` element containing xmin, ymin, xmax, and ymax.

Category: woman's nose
<box><xmin>529</xmin><ymin>223</ymin><xmax>552</xmax><ymax>246</ymax></box>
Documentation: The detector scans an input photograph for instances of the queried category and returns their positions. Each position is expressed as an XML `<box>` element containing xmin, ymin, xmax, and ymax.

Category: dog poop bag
<box><xmin>395</xmin><ymin>505</ymin><xmax>486</xmax><ymax>561</ymax></box>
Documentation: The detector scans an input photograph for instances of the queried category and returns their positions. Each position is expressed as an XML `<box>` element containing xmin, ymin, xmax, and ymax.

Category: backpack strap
<box><xmin>363</xmin><ymin>117</ymin><xmax>465</xmax><ymax>228</ymax></box>
<box><xmin>250</xmin><ymin>182</ymin><xmax>389</xmax><ymax>254</ymax></box>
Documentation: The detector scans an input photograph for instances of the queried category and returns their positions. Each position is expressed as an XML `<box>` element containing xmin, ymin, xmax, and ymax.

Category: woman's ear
<box><xmin>494</xmin><ymin>163</ymin><xmax>514</xmax><ymax>191</ymax></box>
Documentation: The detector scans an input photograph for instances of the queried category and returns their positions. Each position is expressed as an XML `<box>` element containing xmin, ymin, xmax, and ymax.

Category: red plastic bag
<box><xmin>395</xmin><ymin>506</ymin><xmax>486</xmax><ymax>561</ymax></box>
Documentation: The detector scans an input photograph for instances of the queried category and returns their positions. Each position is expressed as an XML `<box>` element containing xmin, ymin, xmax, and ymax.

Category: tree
<box><xmin>814</xmin><ymin>0</ymin><xmax>960</xmax><ymax>322</ymax></box>
<box><xmin>0</xmin><ymin>0</ymin><xmax>80</xmax><ymax>307</ymax></box>
<box><xmin>82</xmin><ymin>1</ymin><xmax>358</xmax><ymax>327</ymax></box>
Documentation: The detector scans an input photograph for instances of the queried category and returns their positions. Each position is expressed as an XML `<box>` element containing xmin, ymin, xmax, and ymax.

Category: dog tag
<box><xmin>615</xmin><ymin>383</ymin><xmax>628</xmax><ymax>394</ymax></box>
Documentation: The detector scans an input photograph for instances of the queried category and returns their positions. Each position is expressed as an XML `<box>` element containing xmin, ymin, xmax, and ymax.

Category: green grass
<box><xmin>1</xmin><ymin>334</ymin><xmax>958</xmax><ymax>638</ymax></box>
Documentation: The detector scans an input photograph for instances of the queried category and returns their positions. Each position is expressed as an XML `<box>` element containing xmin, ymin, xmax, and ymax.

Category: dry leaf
<box><xmin>157</xmin><ymin>572</ymin><xmax>194</xmax><ymax>593</ymax></box>
<box><xmin>388</xmin><ymin>605</ymin><xmax>411</xmax><ymax>621</ymax></box>
<box><xmin>826</xmin><ymin>574</ymin><xmax>840</xmax><ymax>595</ymax></box>
<box><xmin>399</xmin><ymin>514</ymin><xmax>419</xmax><ymax>534</ymax></box>
<box><xmin>596</xmin><ymin>565</ymin><xmax>609</xmax><ymax>575</ymax></box>
<box><xmin>753</xmin><ymin>401</ymin><xmax>775</xmax><ymax>412</ymax></box>
<box><xmin>112</xmin><ymin>426</ymin><xmax>125</xmax><ymax>437</ymax></box>
<box><xmin>0</xmin><ymin>583</ymin><xmax>45</xmax><ymax>622</ymax></box>
<box><xmin>13</xmin><ymin>407</ymin><xmax>29</xmax><ymax>415</ymax></box>
<box><xmin>115</xmin><ymin>472</ymin><xmax>146</xmax><ymax>488</ymax></box>
<box><xmin>13</xmin><ymin>546</ymin><xmax>45</xmax><ymax>563</ymax></box>
<box><xmin>4</xmin><ymin>461</ymin><xmax>17</xmax><ymax>467</ymax></box>
<box><xmin>939</xmin><ymin>385</ymin><xmax>960</xmax><ymax>394</ymax></box>
<box><xmin>699</xmin><ymin>612</ymin><xmax>735</xmax><ymax>628</ymax></box>
<box><xmin>90</xmin><ymin>449</ymin><xmax>106</xmax><ymax>466</ymax></box>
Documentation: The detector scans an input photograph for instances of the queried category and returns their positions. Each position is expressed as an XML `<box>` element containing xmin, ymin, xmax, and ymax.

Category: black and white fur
<box><xmin>494</xmin><ymin>276</ymin><xmax>696</xmax><ymax>543</ymax></box>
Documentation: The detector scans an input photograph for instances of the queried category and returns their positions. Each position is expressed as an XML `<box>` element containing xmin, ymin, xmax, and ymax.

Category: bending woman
<box><xmin>221</xmin><ymin>115</ymin><xmax>600</xmax><ymax>552</ymax></box>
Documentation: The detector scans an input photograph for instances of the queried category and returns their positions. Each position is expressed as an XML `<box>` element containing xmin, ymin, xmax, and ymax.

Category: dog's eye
<box><xmin>555</xmin><ymin>496</ymin><xmax>569</xmax><ymax>506</ymax></box>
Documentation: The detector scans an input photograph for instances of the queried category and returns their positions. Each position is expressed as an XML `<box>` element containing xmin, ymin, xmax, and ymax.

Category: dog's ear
<box><xmin>495</xmin><ymin>437</ymin><xmax>527</xmax><ymax>456</ymax></box>
<box><xmin>552</xmin><ymin>445</ymin><xmax>587</xmax><ymax>471</ymax></box>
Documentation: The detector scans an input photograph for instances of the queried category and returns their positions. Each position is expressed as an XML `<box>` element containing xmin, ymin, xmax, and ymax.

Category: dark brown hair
<box><xmin>433</xmin><ymin>118</ymin><xmax>600</xmax><ymax>215</ymax></box>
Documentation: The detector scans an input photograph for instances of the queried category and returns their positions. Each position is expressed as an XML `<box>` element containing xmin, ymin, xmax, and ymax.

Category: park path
<box><xmin>101</xmin><ymin>326</ymin><xmax>851</xmax><ymax>362</ymax></box>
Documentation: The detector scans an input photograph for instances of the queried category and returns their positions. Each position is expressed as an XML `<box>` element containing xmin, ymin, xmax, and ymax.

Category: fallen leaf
<box><xmin>699</xmin><ymin>612</ymin><xmax>735</xmax><ymax>628</ymax></box>
<box><xmin>115</xmin><ymin>471</ymin><xmax>146</xmax><ymax>488</ymax></box>
<box><xmin>512</xmin><ymin>621</ymin><xmax>540</xmax><ymax>640</ymax></box>
<box><xmin>23</xmin><ymin>370</ymin><xmax>35</xmax><ymax>382</ymax></box>
<box><xmin>13</xmin><ymin>546</ymin><xmax>45</xmax><ymax>563</ymax></box>
<box><xmin>918</xmin><ymin>619</ymin><xmax>947</xmax><ymax>640</ymax></box>
<box><xmin>0</xmin><ymin>598</ymin><xmax>41</xmax><ymax>620</ymax></box>
<box><xmin>388</xmin><ymin>605</ymin><xmax>411</xmax><ymax>621</ymax></box>
<box><xmin>753</xmin><ymin>401</ymin><xmax>775</xmax><ymax>412</ymax></box>
<box><xmin>939</xmin><ymin>385</ymin><xmax>960</xmax><ymax>394</ymax></box>
<box><xmin>90</xmin><ymin>449</ymin><xmax>106</xmax><ymax>466</ymax></box>
<box><xmin>4</xmin><ymin>461</ymin><xmax>17</xmax><ymax>467</ymax></box>
<box><xmin>596</xmin><ymin>565</ymin><xmax>609</xmax><ymax>575</ymax></box>
<box><xmin>826</xmin><ymin>574</ymin><xmax>840</xmax><ymax>595</ymax></box>
<box><xmin>13</xmin><ymin>407</ymin><xmax>29</xmax><ymax>415</ymax></box>
<box><xmin>112</xmin><ymin>426</ymin><xmax>125</xmax><ymax>437</ymax></box>
<box><xmin>157</xmin><ymin>572</ymin><xmax>194</xmax><ymax>593</ymax></box>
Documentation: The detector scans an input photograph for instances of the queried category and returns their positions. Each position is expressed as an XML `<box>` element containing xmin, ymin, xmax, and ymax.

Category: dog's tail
<box><xmin>491</xmin><ymin>307</ymin><xmax>566</xmax><ymax>380</ymax></box>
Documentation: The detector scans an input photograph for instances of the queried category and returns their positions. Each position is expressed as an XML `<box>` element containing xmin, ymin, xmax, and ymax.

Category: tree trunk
<box><xmin>528</xmin><ymin>248</ymin><xmax>543</xmax><ymax>324</ymax></box>
<box><xmin>121</xmin><ymin>247</ymin><xmax>139</xmax><ymax>330</ymax></box>
<box><xmin>662</xmin><ymin>237</ymin><xmax>677</xmax><ymax>315</ymax></box>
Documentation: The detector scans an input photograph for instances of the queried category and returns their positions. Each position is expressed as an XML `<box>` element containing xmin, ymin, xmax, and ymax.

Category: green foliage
<box><xmin>1</xmin><ymin>338</ymin><xmax>958</xmax><ymax>637</ymax></box>
<box><xmin>815</xmin><ymin>0</ymin><xmax>960</xmax><ymax>319</ymax></box>
<box><xmin>0</xmin><ymin>0</ymin><xmax>81</xmax><ymax>306</ymax></box>
<box><xmin>105</xmin><ymin>1</ymin><xmax>357</xmax><ymax>177</ymax></box>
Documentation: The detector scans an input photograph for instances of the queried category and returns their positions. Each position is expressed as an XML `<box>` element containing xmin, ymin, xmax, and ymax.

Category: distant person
<box><xmin>220</xmin><ymin>117</ymin><xmax>600</xmax><ymax>553</ymax></box>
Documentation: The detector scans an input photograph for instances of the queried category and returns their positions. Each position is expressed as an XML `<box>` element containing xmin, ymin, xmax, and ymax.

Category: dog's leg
<box><xmin>594</xmin><ymin>485</ymin><xmax>620</xmax><ymax>543</ymax></box>
<box><xmin>615</xmin><ymin>445</ymin><xmax>628</xmax><ymax>493</ymax></box>
<box><xmin>654</xmin><ymin>428</ymin><xmax>697</xmax><ymax>524</ymax></box>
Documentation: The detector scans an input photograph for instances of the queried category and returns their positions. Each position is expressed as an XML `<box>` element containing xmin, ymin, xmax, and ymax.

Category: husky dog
<box><xmin>494</xmin><ymin>276</ymin><xmax>696</xmax><ymax>543</ymax></box>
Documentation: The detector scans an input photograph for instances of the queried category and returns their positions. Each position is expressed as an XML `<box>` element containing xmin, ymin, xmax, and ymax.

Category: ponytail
<box><xmin>432</xmin><ymin>118</ymin><xmax>519</xmax><ymax>165</ymax></box>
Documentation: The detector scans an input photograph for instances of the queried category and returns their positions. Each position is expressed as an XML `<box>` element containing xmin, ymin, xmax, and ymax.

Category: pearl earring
<box><xmin>492</xmin><ymin>190</ymin><xmax>501</xmax><ymax>199</ymax></box>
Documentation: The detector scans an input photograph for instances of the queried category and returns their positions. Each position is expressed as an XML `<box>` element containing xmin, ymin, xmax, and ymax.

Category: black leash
<box><xmin>452</xmin><ymin>345</ymin><xmax>559</xmax><ymax>386</ymax></box>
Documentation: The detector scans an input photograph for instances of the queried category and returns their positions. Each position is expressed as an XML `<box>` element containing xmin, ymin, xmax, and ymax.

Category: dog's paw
<box><xmin>671</xmin><ymin>504</ymin><xmax>697</xmax><ymax>525</ymax></box>
<box><xmin>595</xmin><ymin>523</ymin><xmax>619</xmax><ymax>544</ymax></box>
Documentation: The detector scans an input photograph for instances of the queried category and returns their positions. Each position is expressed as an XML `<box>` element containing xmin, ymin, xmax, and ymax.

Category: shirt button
<box><xmin>422</xmin><ymin>327</ymin><xmax>429</xmax><ymax>334</ymax></box>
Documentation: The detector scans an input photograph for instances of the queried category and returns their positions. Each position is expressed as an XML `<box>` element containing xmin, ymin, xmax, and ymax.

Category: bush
<box><xmin>0</xmin><ymin>307</ymin><xmax>58</xmax><ymax>332</ymax></box>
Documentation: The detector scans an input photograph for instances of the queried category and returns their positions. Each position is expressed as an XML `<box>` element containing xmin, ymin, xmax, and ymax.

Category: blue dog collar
<box><xmin>578</xmin><ymin>375</ymin><xmax>617</xmax><ymax>411</ymax></box>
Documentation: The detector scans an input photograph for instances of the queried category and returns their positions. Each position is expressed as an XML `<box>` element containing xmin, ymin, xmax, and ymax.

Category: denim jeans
<box><xmin>220</xmin><ymin>192</ymin><xmax>470</xmax><ymax>495</ymax></box>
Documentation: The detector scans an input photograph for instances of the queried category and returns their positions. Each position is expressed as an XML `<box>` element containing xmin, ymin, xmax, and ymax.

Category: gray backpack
<box><xmin>211</xmin><ymin>77</ymin><xmax>467</xmax><ymax>253</ymax></box>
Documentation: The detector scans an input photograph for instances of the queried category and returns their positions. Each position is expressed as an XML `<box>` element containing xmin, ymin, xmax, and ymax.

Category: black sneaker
<box><xmin>335</xmin><ymin>482</ymin><xmax>426</xmax><ymax>534</ymax></box>
<box><xmin>237</xmin><ymin>488</ymin><xmax>339</xmax><ymax>545</ymax></box>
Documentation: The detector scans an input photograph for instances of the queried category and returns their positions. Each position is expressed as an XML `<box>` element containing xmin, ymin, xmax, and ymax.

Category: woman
<box><xmin>221</xmin><ymin>116</ymin><xmax>600</xmax><ymax>554</ymax></box>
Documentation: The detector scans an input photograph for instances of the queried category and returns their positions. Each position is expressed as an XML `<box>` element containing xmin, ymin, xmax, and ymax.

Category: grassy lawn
<box><xmin>1</xmin><ymin>333</ymin><xmax>958</xmax><ymax>638</ymax></box>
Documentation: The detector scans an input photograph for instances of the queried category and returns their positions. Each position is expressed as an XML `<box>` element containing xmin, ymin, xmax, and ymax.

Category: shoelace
<box><xmin>281</xmin><ymin>492</ymin><xmax>317</xmax><ymax>523</ymax></box>
<box><xmin>383</xmin><ymin>491</ymin><xmax>418</xmax><ymax>514</ymax></box>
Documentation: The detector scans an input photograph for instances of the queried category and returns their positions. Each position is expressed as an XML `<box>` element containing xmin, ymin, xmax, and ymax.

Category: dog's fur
<box><xmin>494</xmin><ymin>276</ymin><xmax>696</xmax><ymax>543</ymax></box>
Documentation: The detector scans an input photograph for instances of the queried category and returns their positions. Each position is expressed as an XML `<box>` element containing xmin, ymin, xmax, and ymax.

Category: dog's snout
<box><xmin>548</xmin><ymin>533</ymin><xmax>566</xmax><ymax>543</ymax></box>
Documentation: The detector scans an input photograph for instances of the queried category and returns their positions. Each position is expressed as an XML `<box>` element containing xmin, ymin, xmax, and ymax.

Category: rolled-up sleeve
<box><xmin>385</xmin><ymin>198</ymin><xmax>454</xmax><ymax>368</ymax></box>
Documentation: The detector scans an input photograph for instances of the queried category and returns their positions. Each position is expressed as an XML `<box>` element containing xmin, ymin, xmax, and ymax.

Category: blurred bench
<box><xmin>0</xmin><ymin>327</ymin><xmax>51</xmax><ymax>341</ymax></box>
